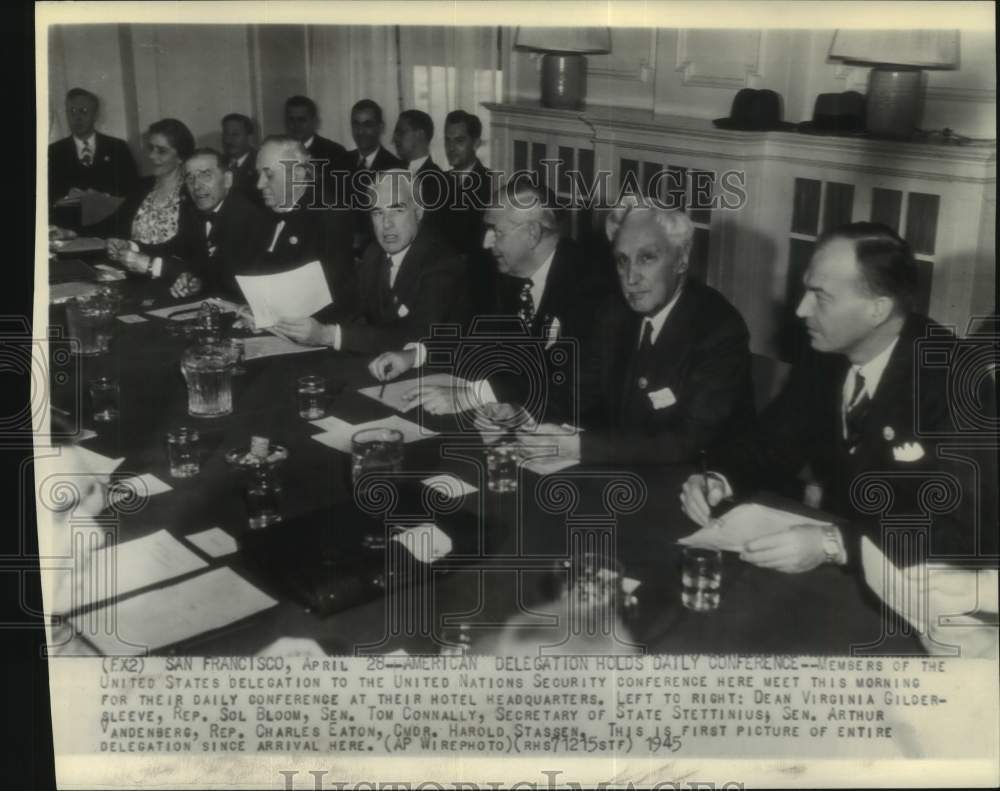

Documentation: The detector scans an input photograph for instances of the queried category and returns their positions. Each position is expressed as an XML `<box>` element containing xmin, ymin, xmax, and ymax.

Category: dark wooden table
<box><xmin>48</xmin><ymin>269</ymin><xmax>916</xmax><ymax>656</ymax></box>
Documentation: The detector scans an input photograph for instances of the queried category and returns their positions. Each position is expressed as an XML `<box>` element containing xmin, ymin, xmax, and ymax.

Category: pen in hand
<box><xmin>378</xmin><ymin>382</ymin><xmax>386</xmax><ymax>400</ymax></box>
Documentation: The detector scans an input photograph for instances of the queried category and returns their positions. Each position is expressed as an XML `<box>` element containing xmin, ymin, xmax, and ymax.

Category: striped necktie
<box><xmin>80</xmin><ymin>142</ymin><xmax>93</xmax><ymax>167</ymax></box>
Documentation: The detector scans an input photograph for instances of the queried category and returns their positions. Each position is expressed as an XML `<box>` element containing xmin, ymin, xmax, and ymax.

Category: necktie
<box><xmin>634</xmin><ymin>320</ymin><xmax>654</xmax><ymax>387</ymax></box>
<box><xmin>517</xmin><ymin>279</ymin><xmax>535</xmax><ymax>326</ymax></box>
<box><xmin>844</xmin><ymin>370</ymin><xmax>870</xmax><ymax>450</ymax></box>
<box><xmin>622</xmin><ymin>319</ymin><xmax>655</xmax><ymax>426</ymax></box>
<box><xmin>205</xmin><ymin>219</ymin><xmax>216</xmax><ymax>257</ymax></box>
<box><xmin>80</xmin><ymin>142</ymin><xmax>93</xmax><ymax>167</ymax></box>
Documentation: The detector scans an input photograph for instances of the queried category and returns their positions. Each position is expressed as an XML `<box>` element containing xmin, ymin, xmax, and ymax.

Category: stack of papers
<box><xmin>678</xmin><ymin>502</ymin><xmax>833</xmax><ymax>553</ymax></box>
<box><xmin>235</xmin><ymin>261</ymin><xmax>332</xmax><ymax>328</ymax></box>
<box><xmin>71</xmin><ymin>567</ymin><xmax>277</xmax><ymax>655</ymax></box>
<box><xmin>311</xmin><ymin>414</ymin><xmax>437</xmax><ymax>452</ymax></box>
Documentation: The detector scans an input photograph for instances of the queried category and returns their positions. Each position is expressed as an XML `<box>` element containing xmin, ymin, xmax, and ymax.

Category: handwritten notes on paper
<box><xmin>311</xmin><ymin>414</ymin><xmax>437</xmax><ymax>452</ymax></box>
<box><xmin>235</xmin><ymin>261</ymin><xmax>332</xmax><ymax>328</ymax></box>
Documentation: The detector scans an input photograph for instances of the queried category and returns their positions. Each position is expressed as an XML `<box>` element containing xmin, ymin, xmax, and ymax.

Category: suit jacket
<box><xmin>413</xmin><ymin>157</ymin><xmax>447</xmax><ymax>219</ymax></box>
<box><xmin>339</xmin><ymin>225</ymin><xmax>466</xmax><ymax>354</ymax></box>
<box><xmin>48</xmin><ymin>132</ymin><xmax>139</xmax><ymax>204</ymax></box>
<box><xmin>340</xmin><ymin>146</ymin><xmax>406</xmax><ymax>256</ymax></box>
<box><xmin>576</xmin><ymin>279</ymin><xmax>755</xmax><ymax>466</ymax></box>
<box><xmin>306</xmin><ymin>135</ymin><xmax>347</xmax><ymax>207</ymax></box>
<box><xmin>717</xmin><ymin>312</ymin><xmax>996</xmax><ymax>562</ymax></box>
<box><xmin>154</xmin><ymin>190</ymin><xmax>268</xmax><ymax>300</ymax></box>
<box><xmin>437</xmin><ymin>160</ymin><xmax>493</xmax><ymax>254</ymax></box>
<box><xmin>229</xmin><ymin>150</ymin><xmax>262</xmax><ymax>207</ymax></box>
<box><xmin>248</xmin><ymin>190</ymin><xmax>358</xmax><ymax>323</ymax></box>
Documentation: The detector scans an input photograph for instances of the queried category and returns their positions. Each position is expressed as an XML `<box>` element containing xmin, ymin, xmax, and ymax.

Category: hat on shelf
<box><xmin>797</xmin><ymin>91</ymin><xmax>867</xmax><ymax>135</ymax></box>
<box><xmin>713</xmin><ymin>88</ymin><xmax>796</xmax><ymax>132</ymax></box>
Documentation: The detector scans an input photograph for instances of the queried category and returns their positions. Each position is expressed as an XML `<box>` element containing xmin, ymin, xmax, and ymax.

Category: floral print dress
<box><xmin>130</xmin><ymin>181</ymin><xmax>182</xmax><ymax>244</ymax></box>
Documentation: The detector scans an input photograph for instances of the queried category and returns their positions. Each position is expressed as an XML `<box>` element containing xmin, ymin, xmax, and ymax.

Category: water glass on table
<box><xmin>350</xmin><ymin>428</ymin><xmax>404</xmax><ymax>485</ymax></box>
<box><xmin>681</xmin><ymin>546</ymin><xmax>723</xmax><ymax>612</ymax></box>
<box><xmin>165</xmin><ymin>427</ymin><xmax>200</xmax><ymax>478</ymax></box>
<box><xmin>66</xmin><ymin>291</ymin><xmax>117</xmax><ymax>356</ymax></box>
<box><xmin>297</xmin><ymin>375</ymin><xmax>327</xmax><ymax>419</ymax></box>
<box><xmin>88</xmin><ymin>377</ymin><xmax>119</xmax><ymax>422</ymax></box>
<box><xmin>180</xmin><ymin>340</ymin><xmax>238</xmax><ymax>418</ymax></box>
<box><xmin>485</xmin><ymin>442</ymin><xmax>521</xmax><ymax>493</ymax></box>
<box><xmin>230</xmin><ymin>339</ymin><xmax>246</xmax><ymax>376</ymax></box>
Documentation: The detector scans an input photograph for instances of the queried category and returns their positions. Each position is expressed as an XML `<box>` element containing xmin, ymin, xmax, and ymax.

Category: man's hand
<box><xmin>404</xmin><ymin>383</ymin><xmax>477</xmax><ymax>415</ymax></box>
<box><xmin>170</xmin><ymin>272</ymin><xmax>203</xmax><ymax>299</ymax></box>
<box><xmin>368</xmin><ymin>350</ymin><xmax>417</xmax><ymax>382</ymax></box>
<box><xmin>105</xmin><ymin>238</ymin><xmax>131</xmax><ymax>261</ymax></box>
<box><xmin>472</xmin><ymin>403</ymin><xmax>537</xmax><ymax>444</ymax></box>
<box><xmin>271</xmin><ymin>317</ymin><xmax>334</xmax><ymax>347</ymax></box>
<box><xmin>680</xmin><ymin>474</ymin><xmax>729</xmax><ymax>528</ymax></box>
<box><xmin>740</xmin><ymin>524</ymin><xmax>830</xmax><ymax>574</ymax></box>
<box><xmin>514</xmin><ymin>422</ymin><xmax>581</xmax><ymax>460</ymax></box>
<box><xmin>49</xmin><ymin>226</ymin><xmax>77</xmax><ymax>242</ymax></box>
<box><xmin>118</xmin><ymin>248</ymin><xmax>152</xmax><ymax>275</ymax></box>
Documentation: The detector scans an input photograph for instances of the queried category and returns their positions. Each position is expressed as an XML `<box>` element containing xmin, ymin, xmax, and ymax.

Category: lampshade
<box><xmin>514</xmin><ymin>27</ymin><xmax>612</xmax><ymax>55</ymax></box>
<box><xmin>829</xmin><ymin>30</ymin><xmax>959</xmax><ymax>68</ymax></box>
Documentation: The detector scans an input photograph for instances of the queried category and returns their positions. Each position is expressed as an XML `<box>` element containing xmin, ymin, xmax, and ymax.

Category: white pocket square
<box><xmin>397</xmin><ymin>303</ymin><xmax>410</xmax><ymax>318</ymax></box>
<box><xmin>893</xmin><ymin>442</ymin><xmax>925</xmax><ymax>462</ymax></box>
<box><xmin>544</xmin><ymin>317</ymin><xmax>561</xmax><ymax>349</ymax></box>
<box><xmin>648</xmin><ymin>387</ymin><xmax>677</xmax><ymax>409</ymax></box>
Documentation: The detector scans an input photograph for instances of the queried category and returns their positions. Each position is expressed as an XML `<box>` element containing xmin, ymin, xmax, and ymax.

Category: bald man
<box><xmin>522</xmin><ymin>205</ymin><xmax>755</xmax><ymax>466</ymax></box>
<box><xmin>249</xmin><ymin>135</ymin><xmax>357</xmax><ymax>322</ymax></box>
<box><xmin>274</xmin><ymin>170</ymin><xmax>465</xmax><ymax>354</ymax></box>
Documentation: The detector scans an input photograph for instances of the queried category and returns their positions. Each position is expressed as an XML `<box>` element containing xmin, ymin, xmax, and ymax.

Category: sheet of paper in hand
<box><xmin>358</xmin><ymin>373</ymin><xmax>466</xmax><ymax>413</ymax></box>
<box><xmin>678</xmin><ymin>502</ymin><xmax>833</xmax><ymax>553</ymax></box>
<box><xmin>242</xmin><ymin>334</ymin><xmax>324</xmax><ymax>360</ymax></box>
<box><xmin>235</xmin><ymin>260</ymin><xmax>332</xmax><ymax>328</ymax></box>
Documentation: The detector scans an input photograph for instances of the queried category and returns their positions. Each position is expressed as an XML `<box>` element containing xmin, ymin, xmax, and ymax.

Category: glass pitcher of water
<box><xmin>65</xmin><ymin>287</ymin><xmax>119</xmax><ymax>356</ymax></box>
<box><xmin>180</xmin><ymin>340</ymin><xmax>238</xmax><ymax>418</ymax></box>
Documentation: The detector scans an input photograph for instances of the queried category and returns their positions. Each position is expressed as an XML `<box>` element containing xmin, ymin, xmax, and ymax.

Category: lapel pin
<box><xmin>637</xmin><ymin>376</ymin><xmax>648</xmax><ymax>390</ymax></box>
<box><xmin>883</xmin><ymin>426</ymin><xmax>895</xmax><ymax>441</ymax></box>
<box><xmin>289</xmin><ymin>236</ymin><xmax>298</xmax><ymax>246</ymax></box>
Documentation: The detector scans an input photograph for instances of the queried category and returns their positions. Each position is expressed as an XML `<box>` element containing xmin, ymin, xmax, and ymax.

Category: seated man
<box><xmin>120</xmin><ymin>148</ymin><xmax>266</xmax><ymax>300</ymax></box>
<box><xmin>522</xmin><ymin>205</ymin><xmax>755</xmax><ymax>466</ymax></box>
<box><xmin>681</xmin><ymin>222</ymin><xmax>995</xmax><ymax>573</ymax></box>
<box><xmin>367</xmin><ymin>182</ymin><xmax>605</xmax><ymax>419</ymax></box>
<box><xmin>273</xmin><ymin>170</ymin><xmax>465</xmax><ymax>354</ymax></box>
<box><xmin>247</xmin><ymin>135</ymin><xmax>357</xmax><ymax>322</ymax></box>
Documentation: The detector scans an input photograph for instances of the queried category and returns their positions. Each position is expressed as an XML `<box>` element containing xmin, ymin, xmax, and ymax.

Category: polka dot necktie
<box><xmin>80</xmin><ymin>142</ymin><xmax>93</xmax><ymax>168</ymax></box>
<box><xmin>517</xmin><ymin>279</ymin><xmax>535</xmax><ymax>326</ymax></box>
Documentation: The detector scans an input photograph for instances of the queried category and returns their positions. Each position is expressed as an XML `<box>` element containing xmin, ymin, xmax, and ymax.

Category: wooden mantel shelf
<box><xmin>485</xmin><ymin>101</ymin><xmax>996</xmax><ymax>184</ymax></box>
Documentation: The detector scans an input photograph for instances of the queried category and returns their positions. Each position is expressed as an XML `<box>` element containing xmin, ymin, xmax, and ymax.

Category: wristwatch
<box><xmin>820</xmin><ymin>524</ymin><xmax>845</xmax><ymax>565</ymax></box>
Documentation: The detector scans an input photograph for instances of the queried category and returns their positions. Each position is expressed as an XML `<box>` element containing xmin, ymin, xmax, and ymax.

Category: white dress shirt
<box><xmin>358</xmin><ymin>147</ymin><xmax>380</xmax><ymax>169</ymax></box>
<box><xmin>841</xmin><ymin>335</ymin><xmax>900</xmax><ymax>437</ymax></box>
<box><xmin>73</xmin><ymin>133</ymin><xmax>97</xmax><ymax>161</ymax></box>
<box><xmin>407</xmin><ymin>155</ymin><xmax>429</xmax><ymax>175</ymax></box>
<box><xmin>639</xmin><ymin>285</ymin><xmax>684</xmax><ymax>347</ymax></box>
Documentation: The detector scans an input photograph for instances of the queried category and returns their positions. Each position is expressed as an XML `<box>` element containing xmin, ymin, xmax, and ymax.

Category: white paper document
<box><xmin>116</xmin><ymin>313</ymin><xmax>146</xmax><ymax>324</ymax></box>
<box><xmin>145</xmin><ymin>297</ymin><xmax>240</xmax><ymax>320</ymax></box>
<box><xmin>72</xmin><ymin>567</ymin><xmax>278</xmax><ymax>655</ymax></box>
<box><xmin>235</xmin><ymin>260</ymin><xmax>332</xmax><ymax>328</ymax></box>
<box><xmin>72</xmin><ymin>446</ymin><xmax>125</xmax><ymax>477</ymax></box>
<box><xmin>50</xmin><ymin>236</ymin><xmax>106</xmax><ymax>254</ymax></box>
<box><xmin>72</xmin><ymin>529</ymin><xmax>208</xmax><ymax>610</ymax></box>
<box><xmin>184</xmin><ymin>527</ymin><xmax>239</xmax><ymax>558</ymax></box>
<box><xmin>242</xmin><ymin>334</ymin><xmax>324</xmax><ymax>360</ymax></box>
<box><xmin>358</xmin><ymin>373</ymin><xmax>466</xmax><ymax>413</ymax></box>
<box><xmin>678</xmin><ymin>502</ymin><xmax>833</xmax><ymax>553</ymax></box>
<box><xmin>390</xmin><ymin>523</ymin><xmax>453</xmax><ymax>563</ymax></box>
<box><xmin>522</xmin><ymin>454</ymin><xmax>580</xmax><ymax>476</ymax></box>
<box><xmin>311</xmin><ymin>414</ymin><xmax>438</xmax><ymax>452</ymax></box>
<box><xmin>108</xmin><ymin>473</ymin><xmax>173</xmax><ymax>505</ymax></box>
<box><xmin>49</xmin><ymin>281</ymin><xmax>100</xmax><ymax>304</ymax></box>
<box><xmin>422</xmin><ymin>474</ymin><xmax>478</xmax><ymax>498</ymax></box>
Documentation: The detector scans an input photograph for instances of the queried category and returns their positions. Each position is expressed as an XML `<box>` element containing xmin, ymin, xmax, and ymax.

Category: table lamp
<box><xmin>829</xmin><ymin>30</ymin><xmax>960</xmax><ymax>139</ymax></box>
<box><xmin>514</xmin><ymin>27</ymin><xmax>612</xmax><ymax>110</ymax></box>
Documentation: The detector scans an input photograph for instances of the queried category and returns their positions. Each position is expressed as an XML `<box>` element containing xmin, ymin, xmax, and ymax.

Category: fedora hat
<box><xmin>713</xmin><ymin>88</ymin><xmax>796</xmax><ymax>132</ymax></box>
<box><xmin>798</xmin><ymin>91</ymin><xmax>867</xmax><ymax>135</ymax></box>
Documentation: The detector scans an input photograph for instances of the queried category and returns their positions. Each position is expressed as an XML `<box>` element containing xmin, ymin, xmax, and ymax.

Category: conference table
<box><xmin>46</xmin><ymin>264</ymin><xmax>918</xmax><ymax>657</ymax></box>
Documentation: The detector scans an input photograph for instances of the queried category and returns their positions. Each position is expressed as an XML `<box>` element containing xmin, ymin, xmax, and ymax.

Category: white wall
<box><xmin>507</xmin><ymin>28</ymin><xmax>996</xmax><ymax>137</ymax></box>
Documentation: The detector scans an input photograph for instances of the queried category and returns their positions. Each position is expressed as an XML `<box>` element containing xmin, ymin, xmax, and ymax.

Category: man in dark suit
<box><xmin>48</xmin><ymin>88</ymin><xmax>139</xmax><ymax>206</ymax></box>
<box><xmin>221</xmin><ymin>113</ymin><xmax>261</xmax><ymax>207</ymax></box>
<box><xmin>341</xmin><ymin>99</ymin><xmax>404</xmax><ymax>257</ymax></box>
<box><xmin>244</xmin><ymin>136</ymin><xmax>357</xmax><ymax>323</ymax></box>
<box><xmin>392</xmin><ymin>109</ymin><xmax>446</xmax><ymax>220</ymax></box>
<box><xmin>368</xmin><ymin>183</ymin><xmax>604</xmax><ymax>420</ymax></box>
<box><xmin>681</xmin><ymin>222</ymin><xmax>995</xmax><ymax>572</ymax></box>
<box><xmin>274</xmin><ymin>170</ymin><xmax>465</xmax><ymax>355</ymax></box>
<box><xmin>284</xmin><ymin>95</ymin><xmax>346</xmax><ymax>207</ymax></box>
<box><xmin>514</xmin><ymin>205</ymin><xmax>754</xmax><ymax>466</ymax></box>
<box><xmin>440</xmin><ymin>110</ymin><xmax>497</xmax><ymax>313</ymax></box>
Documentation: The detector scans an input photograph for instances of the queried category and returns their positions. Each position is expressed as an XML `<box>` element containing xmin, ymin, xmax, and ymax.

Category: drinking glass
<box><xmin>350</xmin><ymin>428</ymin><xmax>404</xmax><ymax>486</ymax></box>
<box><xmin>485</xmin><ymin>442</ymin><xmax>521</xmax><ymax>493</ymax></box>
<box><xmin>681</xmin><ymin>547</ymin><xmax>723</xmax><ymax>612</ymax></box>
<box><xmin>297</xmin><ymin>375</ymin><xmax>326</xmax><ymax>419</ymax></box>
<box><xmin>166</xmin><ymin>427</ymin><xmax>200</xmax><ymax>478</ymax></box>
<box><xmin>180</xmin><ymin>341</ymin><xmax>238</xmax><ymax>418</ymax></box>
<box><xmin>230</xmin><ymin>339</ymin><xmax>246</xmax><ymax>376</ymax></box>
<box><xmin>226</xmin><ymin>440</ymin><xmax>288</xmax><ymax>530</ymax></box>
<box><xmin>66</xmin><ymin>291</ymin><xmax>117</xmax><ymax>356</ymax></box>
<box><xmin>88</xmin><ymin>377</ymin><xmax>119</xmax><ymax>422</ymax></box>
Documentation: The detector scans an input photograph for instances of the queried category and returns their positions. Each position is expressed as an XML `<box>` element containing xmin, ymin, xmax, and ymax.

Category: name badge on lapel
<box><xmin>648</xmin><ymin>387</ymin><xmax>676</xmax><ymax>410</ymax></box>
<box><xmin>543</xmin><ymin>316</ymin><xmax>561</xmax><ymax>349</ymax></box>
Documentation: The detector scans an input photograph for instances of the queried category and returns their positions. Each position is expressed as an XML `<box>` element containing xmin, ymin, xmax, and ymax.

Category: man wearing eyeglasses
<box><xmin>121</xmin><ymin>147</ymin><xmax>266</xmax><ymax>300</ymax></box>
